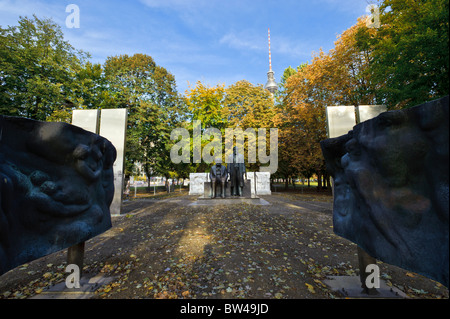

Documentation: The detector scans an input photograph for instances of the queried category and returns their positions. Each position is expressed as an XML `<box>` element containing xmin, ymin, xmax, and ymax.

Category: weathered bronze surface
<box><xmin>320</xmin><ymin>96</ymin><xmax>449</xmax><ymax>287</ymax></box>
<box><xmin>0</xmin><ymin>116</ymin><xmax>116</xmax><ymax>276</ymax></box>
<box><xmin>227</xmin><ymin>147</ymin><xmax>246</xmax><ymax>196</ymax></box>
<box><xmin>210</xmin><ymin>163</ymin><xmax>228</xmax><ymax>198</ymax></box>
<box><xmin>321</xmin><ymin>96</ymin><xmax>449</xmax><ymax>287</ymax></box>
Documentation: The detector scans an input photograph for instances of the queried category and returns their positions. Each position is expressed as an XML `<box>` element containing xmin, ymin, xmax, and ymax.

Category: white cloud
<box><xmin>273</xmin><ymin>36</ymin><xmax>320</xmax><ymax>59</ymax></box>
<box><xmin>219</xmin><ymin>30</ymin><xmax>317</xmax><ymax>62</ymax></box>
<box><xmin>219</xmin><ymin>32</ymin><xmax>265</xmax><ymax>52</ymax></box>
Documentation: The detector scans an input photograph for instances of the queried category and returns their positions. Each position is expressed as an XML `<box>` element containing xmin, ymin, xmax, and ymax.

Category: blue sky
<box><xmin>0</xmin><ymin>0</ymin><xmax>371</xmax><ymax>95</ymax></box>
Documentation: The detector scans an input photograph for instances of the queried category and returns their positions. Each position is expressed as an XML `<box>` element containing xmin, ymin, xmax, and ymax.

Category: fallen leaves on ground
<box><xmin>0</xmin><ymin>194</ymin><xmax>447</xmax><ymax>299</ymax></box>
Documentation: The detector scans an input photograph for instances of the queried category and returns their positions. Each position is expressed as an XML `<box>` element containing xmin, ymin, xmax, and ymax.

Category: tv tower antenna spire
<box><xmin>268</xmin><ymin>28</ymin><xmax>272</xmax><ymax>71</ymax></box>
<box><xmin>264</xmin><ymin>28</ymin><xmax>278</xmax><ymax>94</ymax></box>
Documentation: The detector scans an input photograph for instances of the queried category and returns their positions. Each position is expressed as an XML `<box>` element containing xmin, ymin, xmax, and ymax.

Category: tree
<box><xmin>275</xmin><ymin>65</ymin><xmax>301</xmax><ymax>105</ymax></box>
<box><xmin>47</xmin><ymin>61</ymin><xmax>116</xmax><ymax>122</ymax></box>
<box><xmin>367</xmin><ymin>0</ymin><xmax>449</xmax><ymax>108</ymax></box>
<box><xmin>185</xmin><ymin>81</ymin><xmax>226</xmax><ymax>130</ymax></box>
<box><xmin>184</xmin><ymin>80</ymin><xmax>276</xmax><ymax>173</ymax></box>
<box><xmin>223</xmin><ymin>80</ymin><xmax>275</xmax><ymax>129</ymax></box>
<box><xmin>103</xmin><ymin>53</ymin><xmax>186</xmax><ymax>185</ymax></box>
<box><xmin>0</xmin><ymin>15</ymin><xmax>88</xmax><ymax>120</ymax></box>
<box><xmin>223</xmin><ymin>80</ymin><xmax>276</xmax><ymax>172</ymax></box>
<box><xmin>277</xmin><ymin>18</ymin><xmax>388</xmax><ymax>189</ymax></box>
<box><xmin>184</xmin><ymin>81</ymin><xmax>226</xmax><ymax>172</ymax></box>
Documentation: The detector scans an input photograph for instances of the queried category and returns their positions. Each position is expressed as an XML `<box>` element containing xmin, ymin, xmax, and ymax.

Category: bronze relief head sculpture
<box><xmin>320</xmin><ymin>96</ymin><xmax>449</xmax><ymax>287</ymax></box>
<box><xmin>0</xmin><ymin>116</ymin><xmax>116</xmax><ymax>276</ymax></box>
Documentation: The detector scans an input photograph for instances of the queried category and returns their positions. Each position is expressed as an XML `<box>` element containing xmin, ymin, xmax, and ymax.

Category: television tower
<box><xmin>264</xmin><ymin>28</ymin><xmax>278</xmax><ymax>95</ymax></box>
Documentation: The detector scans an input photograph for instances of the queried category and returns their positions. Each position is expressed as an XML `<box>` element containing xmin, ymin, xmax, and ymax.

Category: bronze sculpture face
<box><xmin>320</xmin><ymin>96</ymin><xmax>449</xmax><ymax>287</ymax></box>
<box><xmin>0</xmin><ymin>116</ymin><xmax>116</xmax><ymax>276</ymax></box>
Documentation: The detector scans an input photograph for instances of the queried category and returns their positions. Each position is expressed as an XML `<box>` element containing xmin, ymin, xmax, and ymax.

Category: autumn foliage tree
<box><xmin>277</xmin><ymin>18</ymin><xmax>377</xmax><ymax>188</ymax></box>
<box><xmin>277</xmin><ymin>0</ymin><xmax>448</xmax><ymax>188</ymax></box>
<box><xmin>184</xmin><ymin>80</ymin><xmax>275</xmax><ymax>172</ymax></box>
<box><xmin>223</xmin><ymin>80</ymin><xmax>276</xmax><ymax>172</ymax></box>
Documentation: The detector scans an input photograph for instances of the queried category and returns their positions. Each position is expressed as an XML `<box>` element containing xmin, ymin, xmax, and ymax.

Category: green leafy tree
<box><xmin>184</xmin><ymin>81</ymin><xmax>226</xmax><ymax>172</ymax></box>
<box><xmin>185</xmin><ymin>81</ymin><xmax>226</xmax><ymax>130</ymax></box>
<box><xmin>103</xmin><ymin>53</ymin><xmax>186</xmax><ymax>185</ymax></box>
<box><xmin>367</xmin><ymin>0</ymin><xmax>449</xmax><ymax>108</ymax></box>
<box><xmin>0</xmin><ymin>15</ymin><xmax>88</xmax><ymax>120</ymax></box>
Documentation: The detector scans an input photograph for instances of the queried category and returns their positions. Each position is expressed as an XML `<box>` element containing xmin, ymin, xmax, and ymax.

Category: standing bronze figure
<box><xmin>210</xmin><ymin>162</ymin><xmax>228</xmax><ymax>198</ymax></box>
<box><xmin>227</xmin><ymin>146</ymin><xmax>246</xmax><ymax>196</ymax></box>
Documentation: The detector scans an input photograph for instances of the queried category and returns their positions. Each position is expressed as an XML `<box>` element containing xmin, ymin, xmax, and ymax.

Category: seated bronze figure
<box><xmin>210</xmin><ymin>162</ymin><xmax>228</xmax><ymax>198</ymax></box>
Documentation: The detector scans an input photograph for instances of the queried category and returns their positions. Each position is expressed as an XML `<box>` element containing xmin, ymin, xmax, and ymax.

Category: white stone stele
<box><xmin>189</xmin><ymin>173</ymin><xmax>209</xmax><ymax>195</ymax></box>
<box><xmin>255</xmin><ymin>172</ymin><xmax>271</xmax><ymax>195</ymax></box>
<box><xmin>99</xmin><ymin>109</ymin><xmax>128</xmax><ymax>216</ymax></box>
<box><xmin>325</xmin><ymin>105</ymin><xmax>387</xmax><ymax>138</ymax></box>
<box><xmin>72</xmin><ymin>108</ymin><xmax>128</xmax><ymax>216</ymax></box>
<box><xmin>189</xmin><ymin>172</ymin><xmax>271</xmax><ymax>196</ymax></box>
<box><xmin>72</xmin><ymin>109</ymin><xmax>100</xmax><ymax>133</ymax></box>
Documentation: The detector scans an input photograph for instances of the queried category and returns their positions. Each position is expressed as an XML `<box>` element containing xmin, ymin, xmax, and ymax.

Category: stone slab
<box><xmin>72</xmin><ymin>109</ymin><xmax>100</xmax><ymax>133</ymax></box>
<box><xmin>323</xmin><ymin>276</ymin><xmax>407</xmax><ymax>299</ymax></box>
<box><xmin>255</xmin><ymin>172</ymin><xmax>271</xmax><ymax>195</ymax></box>
<box><xmin>99</xmin><ymin>108</ymin><xmax>127</xmax><ymax>216</ymax></box>
<box><xmin>189</xmin><ymin>173</ymin><xmax>209</xmax><ymax>195</ymax></box>
<box><xmin>247</xmin><ymin>172</ymin><xmax>256</xmax><ymax>196</ymax></box>
<box><xmin>356</xmin><ymin>105</ymin><xmax>387</xmax><ymax>123</ymax></box>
